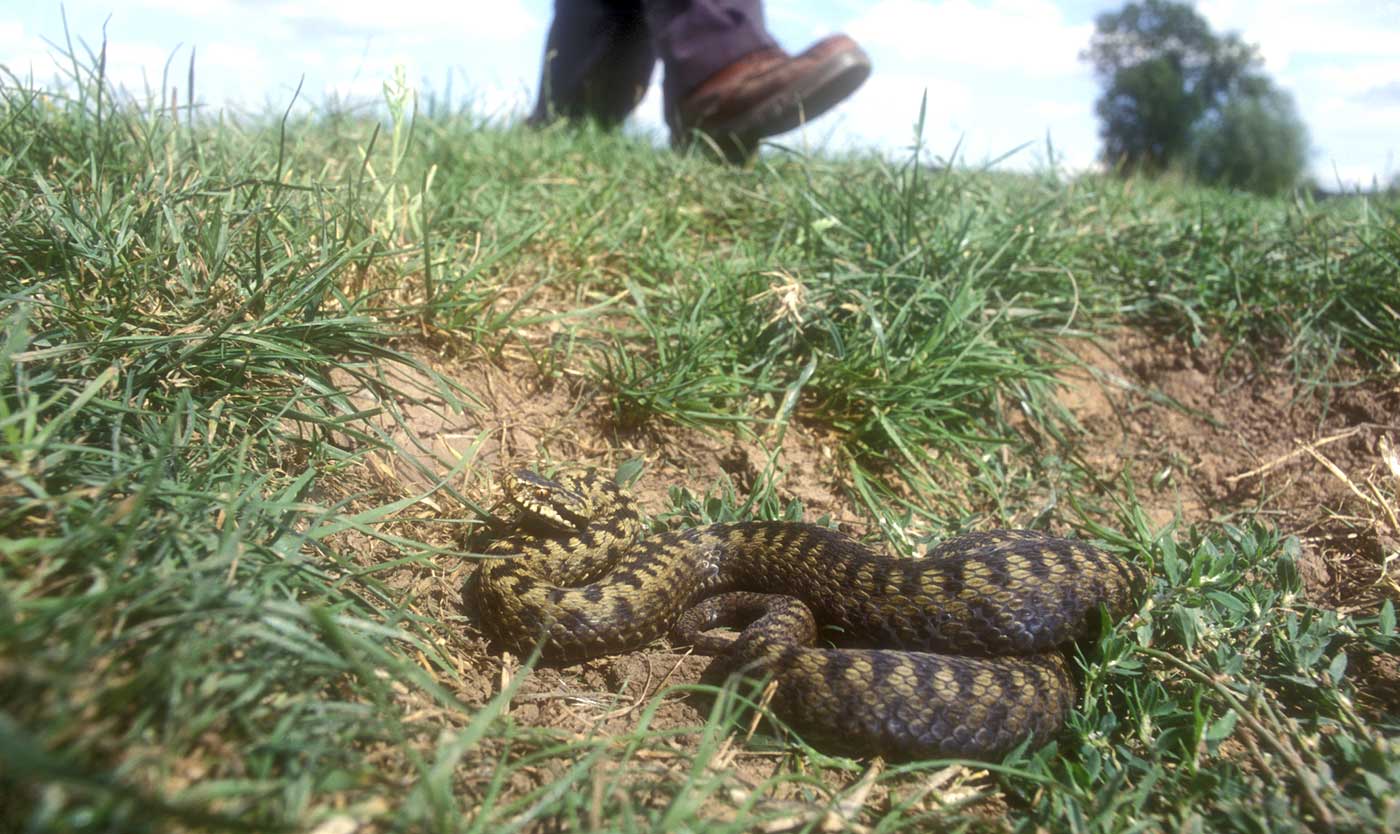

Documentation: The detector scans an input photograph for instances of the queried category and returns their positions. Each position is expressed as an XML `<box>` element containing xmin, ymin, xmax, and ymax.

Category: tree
<box><xmin>1082</xmin><ymin>0</ymin><xmax>1308</xmax><ymax>193</ymax></box>
<box><xmin>1189</xmin><ymin>84</ymin><xmax>1309</xmax><ymax>195</ymax></box>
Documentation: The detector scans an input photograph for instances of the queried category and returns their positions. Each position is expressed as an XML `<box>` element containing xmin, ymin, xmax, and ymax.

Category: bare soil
<box><xmin>1057</xmin><ymin>330</ymin><xmax>1399</xmax><ymax>611</ymax></box>
<box><xmin>330</xmin><ymin>326</ymin><xmax>1399</xmax><ymax>827</ymax></box>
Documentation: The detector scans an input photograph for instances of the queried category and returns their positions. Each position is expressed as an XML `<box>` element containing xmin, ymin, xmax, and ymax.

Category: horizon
<box><xmin>2</xmin><ymin>0</ymin><xmax>1396</xmax><ymax>189</ymax></box>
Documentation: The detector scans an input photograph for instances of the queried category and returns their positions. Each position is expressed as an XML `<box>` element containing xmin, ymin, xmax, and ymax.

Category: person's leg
<box><xmin>645</xmin><ymin>0</ymin><xmax>872</xmax><ymax>162</ymax></box>
<box><xmin>643</xmin><ymin>0</ymin><xmax>777</xmax><ymax>114</ymax></box>
<box><xmin>529</xmin><ymin>0</ymin><xmax>657</xmax><ymax>128</ymax></box>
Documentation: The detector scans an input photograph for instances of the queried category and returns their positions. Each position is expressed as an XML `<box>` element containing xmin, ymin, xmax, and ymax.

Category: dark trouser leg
<box><xmin>528</xmin><ymin>0</ymin><xmax>657</xmax><ymax>127</ymax></box>
<box><xmin>643</xmin><ymin>0</ymin><xmax>778</xmax><ymax>111</ymax></box>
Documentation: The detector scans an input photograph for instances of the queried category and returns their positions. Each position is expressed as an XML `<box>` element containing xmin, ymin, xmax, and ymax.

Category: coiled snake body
<box><xmin>476</xmin><ymin>469</ymin><xmax>1144</xmax><ymax>758</ymax></box>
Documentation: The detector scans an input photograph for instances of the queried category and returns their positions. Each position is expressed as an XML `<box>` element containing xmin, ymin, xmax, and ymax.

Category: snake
<box><xmin>474</xmin><ymin>468</ymin><xmax>1145</xmax><ymax>759</ymax></box>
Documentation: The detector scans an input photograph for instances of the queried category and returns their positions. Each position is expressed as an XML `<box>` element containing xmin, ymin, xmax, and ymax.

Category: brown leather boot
<box><xmin>671</xmin><ymin>34</ymin><xmax>872</xmax><ymax>164</ymax></box>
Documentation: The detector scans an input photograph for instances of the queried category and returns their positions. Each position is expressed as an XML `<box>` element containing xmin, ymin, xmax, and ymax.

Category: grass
<box><xmin>3</xmin><ymin>36</ymin><xmax>1398</xmax><ymax>833</ymax></box>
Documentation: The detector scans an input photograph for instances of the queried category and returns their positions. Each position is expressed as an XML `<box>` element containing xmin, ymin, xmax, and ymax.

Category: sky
<box><xmin>2</xmin><ymin>0</ymin><xmax>1397</xmax><ymax>188</ymax></box>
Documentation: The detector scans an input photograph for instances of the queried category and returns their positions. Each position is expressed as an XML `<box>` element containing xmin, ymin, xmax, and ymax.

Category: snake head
<box><xmin>503</xmin><ymin>469</ymin><xmax>593</xmax><ymax>531</ymax></box>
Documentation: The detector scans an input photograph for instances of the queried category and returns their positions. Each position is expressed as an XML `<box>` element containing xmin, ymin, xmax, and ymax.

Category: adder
<box><xmin>474</xmin><ymin>468</ymin><xmax>1144</xmax><ymax>759</ymax></box>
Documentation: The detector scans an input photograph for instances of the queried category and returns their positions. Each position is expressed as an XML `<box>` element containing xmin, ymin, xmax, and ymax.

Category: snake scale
<box><xmin>474</xmin><ymin>468</ymin><xmax>1144</xmax><ymax>759</ymax></box>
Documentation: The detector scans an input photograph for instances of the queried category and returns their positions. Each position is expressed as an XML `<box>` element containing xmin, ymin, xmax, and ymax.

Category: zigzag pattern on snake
<box><xmin>474</xmin><ymin>468</ymin><xmax>1144</xmax><ymax>758</ymax></box>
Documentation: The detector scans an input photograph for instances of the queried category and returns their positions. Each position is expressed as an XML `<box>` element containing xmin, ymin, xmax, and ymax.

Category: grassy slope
<box><xmin>2</xmin><ymin>51</ymin><xmax>1398</xmax><ymax>833</ymax></box>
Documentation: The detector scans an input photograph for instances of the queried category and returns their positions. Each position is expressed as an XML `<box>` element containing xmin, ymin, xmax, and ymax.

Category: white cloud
<box><xmin>87</xmin><ymin>41</ymin><xmax>192</xmax><ymax>96</ymax></box>
<box><xmin>1311</xmin><ymin>96</ymin><xmax>1400</xmax><ymax>130</ymax></box>
<box><xmin>0</xmin><ymin>20</ymin><xmax>51</xmax><ymax>80</ymax></box>
<box><xmin>816</xmin><ymin>2</ymin><xmax>1100</xmax><ymax>172</ymax></box>
<box><xmin>834</xmin><ymin>73</ymin><xmax>975</xmax><ymax>150</ymax></box>
<box><xmin>199</xmin><ymin>41</ymin><xmax>261</xmax><ymax>69</ymax></box>
<box><xmin>1320</xmin><ymin>162</ymin><xmax>1397</xmax><ymax>191</ymax></box>
<box><xmin>766</xmin><ymin>0</ymin><xmax>834</xmax><ymax>44</ymax></box>
<box><xmin>1030</xmin><ymin>98</ymin><xmax>1087</xmax><ymax>121</ymax></box>
<box><xmin>1308</xmin><ymin>62</ymin><xmax>1400</xmax><ymax>101</ymax></box>
<box><xmin>264</xmin><ymin>0</ymin><xmax>538</xmax><ymax>41</ymax></box>
<box><xmin>847</xmin><ymin>0</ymin><xmax>1091</xmax><ymax>76</ymax></box>
<box><xmin>129</xmin><ymin>0</ymin><xmax>246</xmax><ymax>16</ymax></box>
<box><xmin>1198</xmin><ymin>0</ymin><xmax>1400</xmax><ymax>72</ymax></box>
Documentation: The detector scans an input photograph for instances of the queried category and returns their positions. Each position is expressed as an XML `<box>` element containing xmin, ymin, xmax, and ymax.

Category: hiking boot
<box><xmin>670</xmin><ymin>34</ymin><xmax>872</xmax><ymax>163</ymax></box>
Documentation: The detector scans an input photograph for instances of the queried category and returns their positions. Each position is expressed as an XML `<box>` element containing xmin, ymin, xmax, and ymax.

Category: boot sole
<box><xmin>678</xmin><ymin>46</ymin><xmax>872</xmax><ymax>163</ymax></box>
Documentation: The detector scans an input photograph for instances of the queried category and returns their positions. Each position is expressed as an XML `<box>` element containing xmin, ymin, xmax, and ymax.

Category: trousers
<box><xmin>529</xmin><ymin>0</ymin><xmax>777</xmax><ymax>126</ymax></box>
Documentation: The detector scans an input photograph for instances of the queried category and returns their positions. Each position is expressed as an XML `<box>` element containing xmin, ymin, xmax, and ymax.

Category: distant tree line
<box><xmin>1082</xmin><ymin>0</ymin><xmax>1309</xmax><ymax>195</ymax></box>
